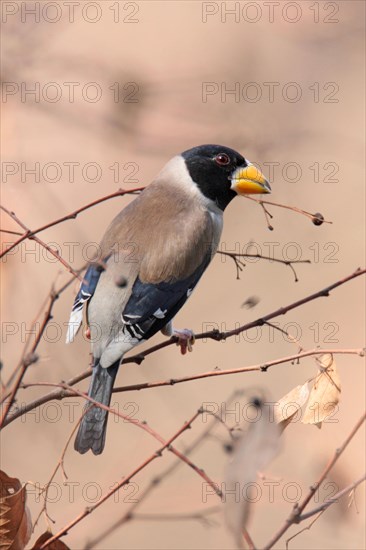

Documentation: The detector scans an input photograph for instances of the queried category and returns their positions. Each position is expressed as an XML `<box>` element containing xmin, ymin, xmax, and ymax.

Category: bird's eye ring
<box><xmin>215</xmin><ymin>153</ymin><xmax>230</xmax><ymax>166</ymax></box>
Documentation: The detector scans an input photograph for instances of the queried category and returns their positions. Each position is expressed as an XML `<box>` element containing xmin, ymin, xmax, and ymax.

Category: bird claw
<box><xmin>174</xmin><ymin>329</ymin><xmax>195</xmax><ymax>355</ymax></box>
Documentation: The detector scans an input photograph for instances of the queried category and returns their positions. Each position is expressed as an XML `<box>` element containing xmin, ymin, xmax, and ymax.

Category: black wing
<box><xmin>122</xmin><ymin>255</ymin><xmax>211</xmax><ymax>341</ymax></box>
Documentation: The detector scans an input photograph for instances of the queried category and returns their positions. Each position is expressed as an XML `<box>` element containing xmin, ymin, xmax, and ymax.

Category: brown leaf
<box><xmin>224</xmin><ymin>397</ymin><xmax>281</xmax><ymax>548</ymax></box>
<box><xmin>274</xmin><ymin>382</ymin><xmax>310</xmax><ymax>431</ymax></box>
<box><xmin>30</xmin><ymin>531</ymin><xmax>70</xmax><ymax>550</ymax></box>
<box><xmin>0</xmin><ymin>470</ymin><xmax>31</xmax><ymax>550</ymax></box>
<box><xmin>302</xmin><ymin>354</ymin><xmax>341</xmax><ymax>428</ymax></box>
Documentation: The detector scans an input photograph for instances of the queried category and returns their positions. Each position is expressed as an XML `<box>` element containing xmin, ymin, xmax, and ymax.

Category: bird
<box><xmin>66</xmin><ymin>144</ymin><xmax>271</xmax><ymax>455</ymax></box>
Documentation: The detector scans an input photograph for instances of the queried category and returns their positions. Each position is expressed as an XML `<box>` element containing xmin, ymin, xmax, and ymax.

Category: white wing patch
<box><xmin>153</xmin><ymin>308</ymin><xmax>167</xmax><ymax>319</ymax></box>
<box><xmin>66</xmin><ymin>265</ymin><xmax>101</xmax><ymax>344</ymax></box>
<box><xmin>66</xmin><ymin>307</ymin><xmax>84</xmax><ymax>344</ymax></box>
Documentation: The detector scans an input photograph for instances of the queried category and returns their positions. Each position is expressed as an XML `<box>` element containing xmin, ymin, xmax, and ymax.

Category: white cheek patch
<box><xmin>156</xmin><ymin>155</ymin><xmax>203</xmax><ymax>199</ymax></box>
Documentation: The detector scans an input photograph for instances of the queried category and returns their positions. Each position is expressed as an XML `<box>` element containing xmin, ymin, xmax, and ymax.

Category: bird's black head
<box><xmin>182</xmin><ymin>144</ymin><xmax>271</xmax><ymax>211</ymax></box>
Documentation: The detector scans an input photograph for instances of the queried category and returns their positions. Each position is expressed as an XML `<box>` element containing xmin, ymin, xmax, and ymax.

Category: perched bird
<box><xmin>66</xmin><ymin>144</ymin><xmax>271</xmax><ymax>455</ymax></box>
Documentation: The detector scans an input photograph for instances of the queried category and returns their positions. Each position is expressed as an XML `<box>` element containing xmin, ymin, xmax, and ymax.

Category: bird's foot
<box><xmin>173</xmin><ymin>328</ymin><xmax>195</xmax><ymax>355</ymax></box>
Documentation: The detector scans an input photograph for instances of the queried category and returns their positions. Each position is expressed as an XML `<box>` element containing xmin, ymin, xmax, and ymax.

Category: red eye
<box><xmin>215</xmin><ymin>153</ymin><xmax>230</xmax><ymax>166</ymax></box>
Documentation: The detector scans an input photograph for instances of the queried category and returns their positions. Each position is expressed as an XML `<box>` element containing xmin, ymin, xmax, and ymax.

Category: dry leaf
<box><xmin>224</xmin><ymin>397</ymin><xmax>281</xmax><ymax>548</ymax></box>
<box><xmin>30</xmin><ymin>531</ymin><xmax>70</xmax><ymax>549</ymax></box>
<box><xmin>0</xmin><ymin>470</ymin><xmax>31</xmax><ymax>550</ymax></box>
<box><xmin>274</xmin><ymin>382</ymin><xmax>310</xmax><ymax>431</ymax></box>
<box><xmin>302</xmin><ymin>354</ymin><xmax>341</xmax><ymax>428</ymax></box>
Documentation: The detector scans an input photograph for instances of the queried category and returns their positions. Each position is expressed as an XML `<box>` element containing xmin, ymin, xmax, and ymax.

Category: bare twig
<box><xmin>5</xmin><ymin>349</ymin><xmax>363</xmax><ymax>428</ymax></box>
<box><xmin>264</xmin><ymin>321</ymin><xmax>304</xmax><ymax>353</ymax></box>
<box><xmin>297</xmin><ymin>474</ymin><xmax>366</xmax><ymax>521</ymax></box>
<box><xmin>1</xmin><ymin>184</ymin><xmax>331</xmax><ymax>264</ymax></box>
<box><xmin>0</xmin><ymin>289</ymin><xmax>57</xmax><ymax>428</ymax></box>
<box><xmin>243</xmin><ymin>196</ymin><xmax>332</xmax><ymax>225</ymax></box>
<box><xmin>263</xmin><ymin>412</ymin><xmax>366</xmax><ymax>549</ymax></box>
<box><xmin>0</xmin><ymin>188</ymin><xmax>144</xmax><ymax>259</ymax></box>
<box><xmin>223</xmin><ymin>268</ymin><xmax>365</xmax><ymax>340</ymax></box>
<box><xmin>0</xmin><ymin>205</ymin><xmax>83</xmax><ymax>280</ymax></box>
<box><xmin>217</xmin><ymin>250</ymin><xmax>310</xmax><ymax>282</ymax></box>
<box><xmin>86</xmin><ymin>390</ymin><xmax>245</xmax><ymax>548</ymax></box>
<box><xmin>105</xmin><ymin>348</ymin><xmax>366</xmax><ymax>394</ymax></box>
<box><xmin>131</xmin><ymin>507</ymin><xmax>221</xmax><ymax>522</ymax></box>
<box><xmin>284</xmin><ymin>475</ymin><xmax>366</xmax><ymax>550</ymax></box>
<box><xmin>0</xmin><ymin>229</ymin><xmax>23</xmax><ymax>235</ymax></box>
<box><xmin>32</xmin><ymin>417</ymin><xmax>83</xmax><ymax>530</ymax></box>
<box><xmin>294</xmin><ymin>412</ymin><xmax>366</xmax><ymax>515</ymax></box>
<box><xmin>259</xmin><ymin>201</ymin><xmax>274</xmax><ymax>230</ymax></box>
<box><xmin>39</xmin><ymin>410</ymin><xmax>204</xmax><ymax>549</ymax></box>
<box><xmin>285</xmin><ymin>511</ymin><xmax>325</xmax><ymax>549</ymax></box>
<box><xmin>3</xmin><ymin>272</ymin><xmax>83</xmax><ymax>391</ymax></box>
<box><xmin>25</xmin><ymin>381</ymin><xmax>219</xmax><ymax>503</ymax></box>
<box><xmin>0</xmin><ymin>272</ymin><xmax>82</xmax><ymax>425</ymax></box>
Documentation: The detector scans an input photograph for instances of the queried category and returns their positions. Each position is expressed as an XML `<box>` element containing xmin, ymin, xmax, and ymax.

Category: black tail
<box><xmin>74</xmin><ymin>360</ymin><xmax>119</xmax><ymax>455</ymax></box>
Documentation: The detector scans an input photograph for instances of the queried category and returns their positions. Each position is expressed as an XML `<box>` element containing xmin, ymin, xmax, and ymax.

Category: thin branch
<box><xmin>6</xmin><ymin>348</ymin><xmax>363</xmax><ymax>428</ymax></box>
<box><xmin>131</xmin><ymin>507</ymin><xmax>221</xmax><ymax>522</ymax></box>
<box><xmin>26</xmin><ymin>382</ymin><xmax>219</xmax><ymax>504</ymax></box>
<box><xmin>0</xmin><ymin>273</ymin><xmax>81</xmax><ymax>425</ymax></box>
<box><xmin>259</xmin><ymin>201</ymin><xmax>274</xmax><ymax>231</ymax></box>
<box><xmin>285</xmin><ymin>511</ymin><xmax>325</xmax><ymax>549</ymax></box>
<box><xmin>263</xmin><ymin>412</ymin><xmax>366</xmax><ymax>549</ymax></box>
<box><xmin>223</xmin><ymin>268</ymin><xmax>365</xmax><ymax>340</ymax></box>
<box><xmin>32</xmin><ymin>417</ymin><xmax>83</xmax><ymax>531</ymax></box>
<box><xmin>243</xmin><ymin>196</ymin><xmax>332</xmax><ymax>225</ymax></box>
<box><xmin>2</xmin><ymin>371</ymin><xmax>91</xmax><ymax>426</ymax></box>
<box><xmin>264</xmin><ymin>321</ymin><xmax>304</xmax><ymax>353</ymax></box>
<box><xmin>0</xmin><ymin>229</ymin><xmax>23</xmax><ymax>235</ymax></box>
<box><xmin>298</xmin><ymin>474</ymin><xmax>366</xmax><ymax>521</ymax></box>
<box><xmin>284</xmin><ymin>475</ymin><xmax>366</xmax><ymax>549</ymax></box>
<box><xmin>0</xmin><ymin>205</ymin><xmax>83</xmax><ymax>281</ymax></box>
<box><xmin>118</xmin><ymin>267</ymin><xmax>365</xmax><ymax>358</ymax></box>
<box><xmin>217</xmin><ymin>250</ymin><xmax>311</xmax><ymax>282</ymax></box>
<box><xmin>3</xmin><ymin>267</ymin><xmax>365</xmax><ymax>427</ymax></box>
<box><xmin>3</xmin><ymin>270</ymin><xmax>83</xmax><ymax>391</ymax></box>
<box><xmin>0</xmin><ymin>289</ymin><xmax>57</xmax><ymax>428</ymax></box>
<box><xmin>2</xmin><ymin>291</ymin><xmax>52</xmax><ymax>393</ymax></box>
<box><xmin>242</xmin><ymin>527</ymin><xmax>257</xmax><ymax>550</ymax></box>
<box><xmin>85</xmin><ymin>391</ymin><xmax>245</xmax><ymax>549</ymax></box>
<box><xmin>295</xmin><ymin>412</ymin><xmax>366</xmax><ymax>515</ymax></box>
<box><xmin>1</xmin><ymin>185</ymin><xmax>331</xmax><ymax>264</ymax></box>
<box><xmin>39</xmin><ymin>410</ymin><xmax>204</xmax><ymax>549</ymax></box>
<box><xmin>110</xmin><ymin>348</ymin><xmax>365</xmax><ymax>394</ymax></box>
<box><xmin>0</xmin><ymin>188</ymin><xmax>144</xmax><ymax>259</ymax></box>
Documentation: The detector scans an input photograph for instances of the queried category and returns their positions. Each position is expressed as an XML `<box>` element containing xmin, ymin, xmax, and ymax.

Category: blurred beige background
<box><xmin>1</xmin><ymin>1</ymin><xmax>365</xmax><ymax>549</ymax></box>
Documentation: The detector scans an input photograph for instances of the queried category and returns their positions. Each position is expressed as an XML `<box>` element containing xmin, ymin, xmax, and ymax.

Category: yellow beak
<box><xmin>231</xmin><ymin>164</ymin><xmax>271</xmax><ymax>195</ymax></box>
